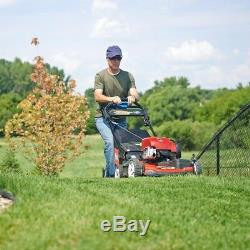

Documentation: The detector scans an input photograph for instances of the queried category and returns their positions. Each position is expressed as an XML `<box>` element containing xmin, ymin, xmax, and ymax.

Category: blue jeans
<box><xmin>95</xmin><ymin>117</ymin><xmax>126</xmax><ymax>177</ymax></box>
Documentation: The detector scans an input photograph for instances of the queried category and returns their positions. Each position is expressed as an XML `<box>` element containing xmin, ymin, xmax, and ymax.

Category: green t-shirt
<box><xmin>94</xmin><ymin>69</ymin><xmax>136</xmax><ymax>117</ymax></box>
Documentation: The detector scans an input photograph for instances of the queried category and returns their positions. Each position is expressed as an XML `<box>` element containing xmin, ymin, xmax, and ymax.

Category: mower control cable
<box><xmin>110</xmin><ymin>120</ymin><xmax>144</xmax><ymax>141</ymax></box>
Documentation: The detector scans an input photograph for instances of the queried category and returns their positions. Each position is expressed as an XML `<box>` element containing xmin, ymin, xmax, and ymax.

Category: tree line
<box><xmin>1</xmin><ymin>58</ymin><xmax>249</xmax><ymax>150</ymax></box>
<box><xmin>0</xmin><ymin>58</ymin><xmax>67</xmax><ymax>136</ymax></box>
<box><xmin>137</xmin><ymin>77</ymin><xmax>250</xmax><ymax>150</ymax></box>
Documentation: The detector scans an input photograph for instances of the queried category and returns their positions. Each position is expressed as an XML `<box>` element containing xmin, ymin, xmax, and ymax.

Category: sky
<box><xmin>0</xmin><ymin>0</ymin><xmax>250</xmax><ymax>94</ymax></box>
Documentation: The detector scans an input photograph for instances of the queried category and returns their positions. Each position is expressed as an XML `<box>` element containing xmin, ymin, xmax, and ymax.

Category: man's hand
<box><xmin>128</xmin><ymin>95</ymin><xmax>136</xmax><ymax>105</ymax></box>
<box><xmin>112</xmin><ymin>96</ymin><xmax>122</xmax><ymax>104</ymax></box>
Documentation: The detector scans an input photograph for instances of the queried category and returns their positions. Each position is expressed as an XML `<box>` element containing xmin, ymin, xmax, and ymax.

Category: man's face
<box><xmin>107</xmin><ymin>56</ymin><xmax>122</xmax><ymax>71</ymax></box>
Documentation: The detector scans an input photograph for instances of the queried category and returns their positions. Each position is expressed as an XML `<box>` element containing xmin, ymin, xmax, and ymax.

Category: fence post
<box><xmin>216</xmin><ymin>136</ymin><xmax>220</xmax><ymax>175</ymax></box>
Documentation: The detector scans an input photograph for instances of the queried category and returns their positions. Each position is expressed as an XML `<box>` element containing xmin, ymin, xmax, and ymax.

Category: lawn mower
<box><xmin>102</xmin><ymin>101</ymin><xmax>202</xmax><ymax>178</ymax></box>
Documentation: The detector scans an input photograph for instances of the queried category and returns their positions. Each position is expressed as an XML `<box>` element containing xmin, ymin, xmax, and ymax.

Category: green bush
<box><xmin>84</xmin><ymin>88</ymin><xmax>98</xmax><ymax>135</ymax></box>
<box><xmin>155</xmin><ymin>120</ymin><xmax>217</xmax><ymax>151</ymax></box>
<box><xmin>194</xmin><ymin>86</ymin><xmax>250</xmax><ymax>125</ymax></box>
<box><xmin>0</xmin><ymin>93</ymin><xmax>23</xmax><ymax>136</ymax></box>
<box><xmin>86</xmin><ymin>109</ymin><xmax>98</xmax><ymax>135</ymax></box>
<box><xmin>0</xmin><ymin>149</ymin><xmax>21</xmax><ymax>174</ymax></box>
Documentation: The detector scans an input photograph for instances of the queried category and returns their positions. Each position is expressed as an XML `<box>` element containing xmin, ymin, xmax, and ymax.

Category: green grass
<box><xmin>0</xmin><ymin>135</ymin><xmax>106</xmax><ymax>178</ymax></box>
<box><xmin>61</xmin><ymin>134</ymin><xmax>106</xmax><ymax>178</ymax></box>
<box><xmin>0</xmin><ymin>135</ymin><xmax>249</xmax><ymax>250</ymax></box>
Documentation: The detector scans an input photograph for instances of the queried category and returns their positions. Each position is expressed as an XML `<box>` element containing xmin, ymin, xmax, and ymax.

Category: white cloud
<box><xmin>233</xmin><ymin>49</ymin><xmax>240</xmax><ymax>56</ymax></box>
<box><xmin>161</xmin><ymin>10</ymin><xmax>250</xmax><ymax>29</ymax></box>
<box><xmin>49</xmin><ymin>52</ymin><xmax>82</xmax><ymax>74</ymax></box>
<box><xmin>171</xmin><ymin>0</ymin><xmax>200</xmax><ymax>4</ymax></box>
<box><xmin>91</xmin><ymin>17</ymin><xmax>129</xmax><ymax>38</ymax></box>
<box><xmin>167</xmin><ymin>63</ymin><xmax>250</xmax><ymax>89</ymax></box>
<box><xmin>0</xmin><ymin>0</ymin><xmax>15</xmax><ymax>7</ymax></box>
<box><xmin>205</xmin><ymin>66</ymin><xmax>224</xmax><ymax>85</ymax></box>
<box><xmin>165</xmin><ymin>40</ymin><xmax>219</xmax><ymax>62</ymax></box>
<box><xmin>232</xmin><ymin>63</ymin><xmax>250</xmax><ymax>84</ymax></box>
<box><xmin>162</xmin><ymin>63</ymin><xmax>224</xmax><ymax>88</ymax></box>
<box><xmin>92</xmin><ymin>0</ymin><xmax>117</xmax><ymax>12</ymax></box>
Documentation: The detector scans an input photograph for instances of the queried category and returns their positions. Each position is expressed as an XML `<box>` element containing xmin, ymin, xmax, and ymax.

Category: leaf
<box><xmin>31</xmin><ymin>37</ymin><xmax>39</xmax><ymax>46</ymax></box>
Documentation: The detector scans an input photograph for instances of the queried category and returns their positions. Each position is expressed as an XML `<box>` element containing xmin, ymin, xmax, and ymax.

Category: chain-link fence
<box><xmin>196</xmin><ymin>103</ymin><xmax>250</xmax><ymax>176</ymax></box>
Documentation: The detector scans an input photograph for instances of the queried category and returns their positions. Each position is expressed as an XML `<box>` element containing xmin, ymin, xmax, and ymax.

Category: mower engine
<box><xmin>141</xmin><ymin>137</ymin><xmax>177</xmax><ymax>161</ymax></box>
<box><xmin>142</xmin><ymin>147</ymin><xmax>157</xmax><ymax>160</ymax></box>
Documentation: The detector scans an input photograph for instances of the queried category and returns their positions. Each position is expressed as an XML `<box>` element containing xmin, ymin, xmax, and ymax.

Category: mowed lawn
<box><xmin>0</xmin><ymin>135</ymin><xmax>249</xmax><ymax>250</ymax></box>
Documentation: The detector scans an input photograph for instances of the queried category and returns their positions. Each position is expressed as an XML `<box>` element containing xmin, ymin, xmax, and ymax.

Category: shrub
<box><xmin>0</xmin><ymin>149</ymin><xmax>21</xmax><ymax>174</ymax></box>
<box><xmin>4</xmin><ymin>40</ymin><xmax>89</xmax><ymax>175</ymax></box>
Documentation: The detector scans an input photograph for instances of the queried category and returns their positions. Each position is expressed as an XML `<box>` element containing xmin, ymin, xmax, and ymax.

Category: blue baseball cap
<box><xmin>106</xmin><ymin>45</ymin><xmax>122</xmax><ymax>58</ymax></box>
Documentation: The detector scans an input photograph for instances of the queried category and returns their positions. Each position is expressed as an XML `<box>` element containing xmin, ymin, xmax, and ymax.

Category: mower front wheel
<box><xmin>193</xmin><ymin>162</ymin><xmax>202</xmax><ymax>175</ymax></box>
<box><xmin>128</xmin><ymin>158</ymin><xmax>143</xmax><ymax>177</ymax></box>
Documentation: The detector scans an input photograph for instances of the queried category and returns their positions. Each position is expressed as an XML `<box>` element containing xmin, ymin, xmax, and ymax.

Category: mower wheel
<box><xmin>193</xmin><ymin>162</ymin><xmax>202</xmax><ymax>175</ymax></box>
<box><xmin>128</xmin><ymin>158</ymin><xmax>143</xmax><ymax>177</ymax></box>
<box><xmin>115</xmin><ymin>166</ymin><xmax>123</xmax><ymax>178</ymax></box>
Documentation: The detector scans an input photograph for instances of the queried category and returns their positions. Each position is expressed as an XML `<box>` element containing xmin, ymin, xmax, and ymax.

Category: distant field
<box><xmin>0</xmin><ymin>135</ymin><xmax>249</xmax><ymax>250</ymax></box>
<box><xmin>0</xmin><ymin>135</ymin><xmax>197</xmax><ymax>178</ymax></box>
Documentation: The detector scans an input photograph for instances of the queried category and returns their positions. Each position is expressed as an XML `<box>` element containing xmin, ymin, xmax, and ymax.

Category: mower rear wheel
<box><xmin>128</xmin><ymin>158</ymin><xmax>143</xmax><ymax>177</ymax></box>
<box><xmin>115</xmin><ymin>165</ymin><xmax>123</xmax><ymax>178</ymax></box>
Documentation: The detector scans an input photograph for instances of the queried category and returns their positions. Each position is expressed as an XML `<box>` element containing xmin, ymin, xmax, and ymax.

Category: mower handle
<box><xmin>104</xmin><ymin>98</ymin><xmax>139</xmax><ymax>111</ymax></box>
<box><xmin>102</xmin><ymin>99</ymin><xmax>156</xmax><ymax>136</ymax></box>
<box><xmin>102</xmin><ymin>100</ymin><xmax>148</xmax><ymax>121</ymax></box>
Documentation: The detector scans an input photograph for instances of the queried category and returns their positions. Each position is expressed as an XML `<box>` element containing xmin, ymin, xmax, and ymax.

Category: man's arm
<box><xmin>94</xmin><ymin>89</ymin><xmax>121</xmax><ymax>104</ymax></box>
<box><xmin>128</xmin><ymin>87</ymin><xmax>140</xmax><ymax>104</ymax></box>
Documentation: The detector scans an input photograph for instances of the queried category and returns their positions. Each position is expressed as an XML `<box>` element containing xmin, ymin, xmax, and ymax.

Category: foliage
<box><xmin>86</xmin><ymin>109</ymin><xmax>98</xmax><ymax>134</ymax></box>
<box><xmin>84</xmin><ymin>87</ymin><xmax>96</xmax><ymax>108</ymax></box>
<box><xmin>84</xmin><ymin>87</ymin><xmax>98</xmax><ymax>134</ymax></box>
<box><xmin>4</xmin><ymin>54</ymin><xmax>89</xmax><ymax>176</ymax></box>
<box><xmin>0</xmin><ymin>58</ymin><xmax>34</xmax><ymax>95</ymax></box>
<box><xmin>0</xmin><ymin>58</ymin><xmax>67</xmax><ymax>135</ymax></box>
<box><xmin>133</xmin><ymin>77</ymin><xmax>249</xmax><ymax>150</ymax></box>
<box><xmin>194</xmin><ymin>86</ymin><xmax>250</xmax><ymax>125</ymax></box>
<box><xmin>0</xmin><ymin>93</ymin><xmax>22</xmax><ymax>136</ymax></box>
<box><xmin>139</xmin><ymin>77</ymin><xmax>214</xmax><ymax>126</ymax></box>
<box><xmin>155</xmin><ymin>119</ymin><xmax>217</xmax><ymax>150</ymax></box>
<box><xmin>0</xmin><ymin>149</ymin><xmax>21</xmax><ymax>174</ymax></box>
<box><xmin>0</xmin><ymin>58</ymin><xmax>66</xmax><ymax>96</ymax></box>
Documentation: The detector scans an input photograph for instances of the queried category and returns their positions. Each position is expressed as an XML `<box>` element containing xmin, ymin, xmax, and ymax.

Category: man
<box><xmin>94</xmin><ymin>45</ymin><xmax>139</xmax><ymax>178</ymax></box>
